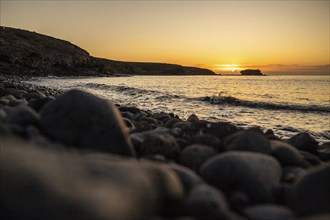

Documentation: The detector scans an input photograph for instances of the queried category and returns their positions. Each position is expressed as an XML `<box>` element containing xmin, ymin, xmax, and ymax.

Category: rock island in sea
<box><xmin>1</xmin><ymin>27</ymin><xmax>329</xmax><ymax>220</ymax></box>
<box><xmin>240</xmin><ymin>69</ymin><xmax>263</xmax><ymax>75</ymax></box>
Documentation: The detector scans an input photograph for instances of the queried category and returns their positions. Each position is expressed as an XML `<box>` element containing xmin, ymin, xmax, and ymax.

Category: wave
<box><xmin>85</xmin><ymin>83</ymin><xmax>183</xmax><ymax>100</ymax></box>
<box><xmin>84</xmin><ymin>83</ymin><xmax>330</xmax><ymax>113</ymax></box>
<box><xmin>198</xmin><ymin>95</ymin><xmax>330</xmax><ymax>113</ymax></box>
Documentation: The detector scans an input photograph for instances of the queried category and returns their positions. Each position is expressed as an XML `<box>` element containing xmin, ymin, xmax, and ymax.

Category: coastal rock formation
<box><xmin>0</xmin><ymin>26</ymin><xmax>216</xmax><ymax>76</ymax></box>
<box><xmin>240</xmin><ymin>69</ymin><xmax>263</xmax><ymax>75</ymax></box>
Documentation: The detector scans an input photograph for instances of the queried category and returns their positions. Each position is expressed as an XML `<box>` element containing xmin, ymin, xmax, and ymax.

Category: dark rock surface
<box><xmin>243</xmin><ymin>205</ymin><xmax>295</xmax><ymax>220</ymax></box>
<box><xmin>200</xmin><ymin>151</ymin><xmax>282</xmax><ymax>203</ymax></box>
<box><xmin>289</xmin><ymin>164</ymin><xmax>330</xmax><ymax>216</ymax></box>
<box><xmin>240</xmin><ymin>69</ymin><xmax>263</xmax><ymax>75</ymax></box>
<box><xmin>40</xmin><ymin>89</ymin><xmax>135</xmax><ymax>156</ymax></box>
<box><xmin>288</xmin><ymin>132</ymin><xmax>319</xmax><ymax>155</ymax></box>
<box><xmin>182</xmin><ymin>184</ymin><xmax>231</xmax><ymax>220</ymax></box>
<box><xmin>271</xmin><ymin>140</ymin><xmax>310</xmax><ymax>168</ymax></box>
<box><xmin>180</xmin><ymin>144</ymin><xmax>217</xmax><ymax>172</ymax></box>
<box><xmin>223</xmin><ymin>128</ymin><xmax>271</xmax><ymax>154</ymax></box>
<box><xmin>0</xmin><ymin>139</ymin><xmax>184</xmax><ymax>220</ymax></box>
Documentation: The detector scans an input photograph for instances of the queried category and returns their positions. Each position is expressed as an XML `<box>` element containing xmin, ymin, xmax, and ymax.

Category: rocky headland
<box><xmin>0</xmin><ymin>26</ymin><xmax>215</xmax><ymax>77</ymax></box>
<box><xmin>1</xmin><ymin>75</ymin><xmax>329</xmax><ymax>220</ymax></box>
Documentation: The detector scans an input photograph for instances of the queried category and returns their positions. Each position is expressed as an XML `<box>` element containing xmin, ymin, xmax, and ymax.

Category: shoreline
<box><xmin>1</xmin><ymin>74</ymin><xmax>330</xmax><ymax>219</ymax></box>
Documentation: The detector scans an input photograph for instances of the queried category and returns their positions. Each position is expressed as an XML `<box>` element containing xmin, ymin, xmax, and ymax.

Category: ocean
<box><xmin>25</xmin><ymin>75</ymin><xmax>330</xmax><ymax>142</ymax></box>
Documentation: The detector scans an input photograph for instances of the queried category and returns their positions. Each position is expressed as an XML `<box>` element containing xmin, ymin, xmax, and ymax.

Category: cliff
<box><xmin>0</xmin><ymin>26</ymin><xmax>215</xmax><ymax>76</ymax></box>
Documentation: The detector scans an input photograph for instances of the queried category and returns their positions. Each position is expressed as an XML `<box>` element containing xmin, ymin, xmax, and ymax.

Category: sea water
<box><xmin>25</xmin><ymin>75</ymin><xmax>330</xmax><ymax>142</ymax></box>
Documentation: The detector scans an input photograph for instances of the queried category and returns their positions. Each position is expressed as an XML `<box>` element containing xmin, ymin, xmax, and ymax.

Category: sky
<box><xmin>1</xmin><ymin>0</ymin><xmax>329</xmax><ymax>74</ymax></box>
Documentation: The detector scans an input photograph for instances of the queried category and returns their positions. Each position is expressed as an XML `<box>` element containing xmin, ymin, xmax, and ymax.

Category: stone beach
<box><xmin>1</xmin><ymin>75</ymin><xmax>330</xmax><ymax>220</ymax></box>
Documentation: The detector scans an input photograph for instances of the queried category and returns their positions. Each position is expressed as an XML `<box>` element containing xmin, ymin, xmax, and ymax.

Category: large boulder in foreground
<box><xmin>40</xmin><ymin>90</ymin><xmax>134</xmax><ymax>156</ymax></box>
<box><xmin>289</xmin><ymin>164</ymin><xmax>330</xmax><ymax>216</ymax></box>
<box><xmin>0</xmin><ymin>139</ymin><xmax>184</xmax><ymax>220</ymax></box>
<box><xmin>200</xmin><ymin>151</ymin><xmax>281</xmax><ymax>203</ymax></box>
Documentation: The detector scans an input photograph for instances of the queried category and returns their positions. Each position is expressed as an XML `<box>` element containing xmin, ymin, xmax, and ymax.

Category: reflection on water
<box><xmin>26</xmin><ymin>75</ymin><xmax>330</xmax><ymax>142</ymax></box>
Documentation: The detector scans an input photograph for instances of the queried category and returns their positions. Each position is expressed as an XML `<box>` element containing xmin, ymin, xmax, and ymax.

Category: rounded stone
<box><xmin>298</xmin><ymin>150</ymin><xmax>322</xmax><ymax>166</ymax></box>
<box><xmin>5</xmin><ymin>105</ymin><xmax>39</xmax><ymax>127</ymax></box>
<box><xmin>40</xmin><ymin>90</ymin><xmax>134</xmax><ymax>156</ymax></box>
<box><xmin>224</xmin><ymin>129</ymin><xmax>271</xmax><ymax>154</ymax></box>
<box><xmin>180</xmin><ymin>144</ymin><xmax>217</xmax><ymax>172</ymax></box>
<box><xmin>183</xmin><ymin>184</ymin><xmax>230</xmax><ymax>220</ymax></box>
<box><xmin>289</xmin><ymin>164</ymin><xmax>330</xmax><ymax>216</ymax></box>
<box><xmin>139</xmin><ymin>133</ymin><xmax>180</xmax><ymax>160</ymax></box>
<box><xmin>200</xmin><ymin>151</ymin><xmax>281</xmax><ymax>203</ymax></box>
<box><xmin>271</xmin><ymin>140</ymin><xmax>310</xmax><ymax>168</ymax></box>
<box><xmin>169</xmin><ymin>163</ymin><xmax>205</xmax><ymax>193</ymax></box>
<box><xmin>190</xmin><ymin>134</ymin><xmax>222</xmax><ymax>151</ymax></box>
<box><xmin>288</xmin><ymin>132</ymin><xmax>319</xmax><ymax>155</ymax></box>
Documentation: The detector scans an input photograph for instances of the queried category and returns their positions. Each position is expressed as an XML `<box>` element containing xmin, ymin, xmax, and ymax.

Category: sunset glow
<box><xmin>1</xmin><ymin>0</ymin><xmax>329</xmax><ymax>75</ymax></box>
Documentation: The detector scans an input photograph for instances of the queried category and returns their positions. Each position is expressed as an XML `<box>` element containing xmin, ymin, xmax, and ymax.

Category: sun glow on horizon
<box><xmin>214</xmin><ymin>64</ymin><xmax>243</xmax><ymax>73</ymax></box>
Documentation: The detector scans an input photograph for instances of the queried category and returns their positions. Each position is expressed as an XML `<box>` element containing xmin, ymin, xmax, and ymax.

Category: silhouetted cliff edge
<box><xmin>0</xmin><ymin>26</ymin><xmax>216</xmax><ymax>76</ymax></box>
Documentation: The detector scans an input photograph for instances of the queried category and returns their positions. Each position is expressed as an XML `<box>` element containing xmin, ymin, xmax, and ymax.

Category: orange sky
<box><xmin>1</xmin><ymin>0</ymin><xmax>329</xmax><ymax>74</ymax></box>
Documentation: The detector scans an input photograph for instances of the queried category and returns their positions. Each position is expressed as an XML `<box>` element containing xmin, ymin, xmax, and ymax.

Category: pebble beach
<box><xmin>1</xmin><ymin>75</ymin><xmax>329</xmax><ymax>220</ymax></box>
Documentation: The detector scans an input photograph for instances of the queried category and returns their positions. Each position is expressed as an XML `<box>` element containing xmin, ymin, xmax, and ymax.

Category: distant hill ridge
<box><xmin>0</xmin><ymin>26</ymin><xmax>215</xmax><ymax>76</ymax></box>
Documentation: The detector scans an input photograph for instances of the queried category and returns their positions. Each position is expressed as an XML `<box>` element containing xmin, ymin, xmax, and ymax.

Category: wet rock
<box><xmin>40</xmin><ymin>90</ymin><xmax>135</xmax><ymax>156</ymax></box>
<box><xmin>202</xmin><ymin>121</ymin><xmax>239</xmax><ymax>140</ymax></box>
<box><xmin>138</xmin><ymin>133</ymin><xmax>180</xmax><ymax>160</ymax></box>
<box><xmin>190</xmin><ymin>134</ymin><xmax>222</xmax><ymax>151</ymax></box>
<box><xmin>173</xmin><ymin>121</ymin><xmax>195</xmax><ymax>136</ymax></box>
<box><xmin>183</xmin><ymin>184</ymin><xmax>230</xmax><ymax>220</ymax></box>
<box><xmin>118</xmin><ymin>106</ymin><xmax>142</xmax><ymax>114</ymax></box>
<box><xmin>180</xmin><ymin>144</ymin><xmax>217</xmax><ymax>172</ymax></box>
<box><xmin>271</xmin><ymin>140</ymin><xmax>310</xmax><ymax>168</ymax></box>
<box><xmin>289</xmin><ymin>164</ymin><xmax>330</xmax><ymax>216</ymax></box>
<box><xmin>265</xmin><ymin>129</ymin><xmax>279</xmax><ymax>140</ymax></box>
<box><xmin>200</xmin><ymin>151</ymin><xmax>281</xmax><ymax>203</ymax></box>
<box><xmin>223</xmin><ymin>129</ymin><xmax>271</xmax><ymax>154</ymax></box>
<box><xmin>243</xmin><ymin>205</ymin><xmax>295</xmax><ymax>220</ymax></box>
<box><xmin>154</xmin><ymin>112</ymin><xmax>172</xmax><ymax>122</ymax></box>
<box><xmin>169</xmin><ymin>163</ymin><xmax>205</xmax><ymax>193</ymax></box>
<box><xmin>288</xmin><ymin>132</ymin><xmax>319</xmax><ymax>155</ymax></box>
<box><xmin>133</xmin><ymin>120</ymin><xmax>155</xmax><ymax>132</ymax></box>
<box><xmin>165</xmin><ymin>118</ymin><xmax>182</xmax><ymax>128</ymax></box>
